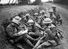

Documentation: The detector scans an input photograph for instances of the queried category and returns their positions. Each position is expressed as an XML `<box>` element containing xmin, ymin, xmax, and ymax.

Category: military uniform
<box><xmin>6</xmin><ymin>22</ymin><xmax>19</xmax><ymax>38</ymax></box>
<box><xmin>54</xmin><ymin>12</ymin><xmax>62</xmax><ymax>25</ymax></box>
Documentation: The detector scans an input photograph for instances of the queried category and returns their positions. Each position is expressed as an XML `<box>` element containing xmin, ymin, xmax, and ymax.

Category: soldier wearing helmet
<box><xmin>40</xmin><ymin>10</ymin><xmax>45</xmax><ymax>15</ymax></box>
<box><xmin>40</xmin><ymin>10</ymin><xmax>46</xmax><ymax>18</ymax></box>
<box><xmin>33</xmin><ymin>23</ymin><xmax>57</xmax><ymax>49</ymax></box>
<box><xmin>23</xmin><ymin>13</ymin><xmax>30</xmax><ymax>23</ymax></box>
<box><xmin>33</xmin><ymin>13</ymin><xmax>39</xmax><ymax>22</ymax></box>
<box><xmin>48</xmin><ymin>9</ymin><xmax>54</xmax><ymax>18</ymax></box>
<box><xmin>27</xmin><ymin>19</ymin><xmax>38</xmax><ymax>33</ymax></box>
<box><xmin>52</xmin><ymin>6</ymin><xmax>57</xmax><ymax>13</ymax></box>
<box><xmin>40</xmin><ymin>10</ymin><xmax>45</xmax><ymax>16</ymax></box>
<box><xmin>6</xmin><ymin>15</ymin><xmax>22</xmax><ymax>37</ymax></box>
<box><xmin>27</xmin><ymin>18</ymin><xmax>44</xmax><ymax>37</ymax></box>
<box><xmin>51</xmin><ymin>6</ymin><xmax>62</xmax><ymax>26</ymax></box>
<box><xmin>49</xmin><ymin>9</ymin><xmax>57</xmax><ymax>26</ymax></box>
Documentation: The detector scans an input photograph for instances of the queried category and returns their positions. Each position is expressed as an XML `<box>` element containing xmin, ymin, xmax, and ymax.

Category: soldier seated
<box><xmin>5</xmin><ymin>15</ymin><xmax>35</xmax><ymax>48</ymax></box>
<box><xmin>52</xmin><ymin>6</ymin><xmax>57</xmax><ymax>13</ymax></box>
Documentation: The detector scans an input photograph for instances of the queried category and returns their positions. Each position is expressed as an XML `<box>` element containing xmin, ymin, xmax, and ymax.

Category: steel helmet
<box><xmin>27</xmin><ymin>19</ymin><xmax>34</xmax><ymax>24</ymax></box>
<box><xmin>25</xmin><ymin>13</ymin><xmax>30</xmax><ymax>17</ymax></box>
<box><xmin>12</xmin><ymin>15</ymin><xmax>22</xmax><ymax>24</ymax></box>
<box><xmin>52</xmin><ymin>5</ymin><xmax>56</xmax><ymax>9</ymax></box>
<box><xmin>43</xmin><ymin>18</ymin><xmax>52</xmax><ymax>24</ymax></box>
<box><xmin>34</xmin><ymin>13</ymin><xmax>38</xmax><ymax>16</ymax></box>
<box><xmin>44</xmin><ymin>14</ymin><xmax>50</xmax><ymax>18</ymax></box>
<box><xmin>40</xmin><ymin>10</ymin><xmax>45</xmax><ymax>14</ymax></box>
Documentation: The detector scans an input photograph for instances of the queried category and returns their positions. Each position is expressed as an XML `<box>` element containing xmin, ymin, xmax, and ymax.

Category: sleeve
<box><xmin>17</xmin><ymin>29</ymin><xmax>28</xmax><ymax>35</ymax></box>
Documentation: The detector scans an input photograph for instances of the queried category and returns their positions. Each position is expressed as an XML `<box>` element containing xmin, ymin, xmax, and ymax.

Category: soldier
<box><xmin>49</xmin><ymin>10</ymin><xmax>57</xmax><ymax>26</ymax></box>
<box><xmin>33</xmin><ymin>16</ymin><xmax>61</xmax><ymax>48</ymax></box>
<box><xmin>6</xmin><ymin>15</ymin><xmax>22</xmax><ymax>37</ymax></box>
<box><xmin>41</xmin><ymin>18</ymin><xmax>56</xmax><ymax>39</ymax></box>
<box><xmin>47</xmin><ymin>24</ymin><xmax>61</xmax><ymax>45</ymax></box>
<box><xmin>21</xmin><ymin>13</ymin><xmax>30</xmax><ymax>24</ymax></box>
<box><xmin>5</xmin><ymin>15</ymin><xmax>24</xmax><ymax>48</ymax></box>
<box><xmin>49</xmin><ymin>8</ymin><xmax>56</xmax><ymax>19</ymax></box>
<box><xmin>27</xmin><ymin>19</ymin><xmax>40</xmax><ymax>35</ymax></box>
<box><xmin>33</xmin><ymin>13</ymin><xmax>39</xmax><ymax>22</ymax></box>
<box><xmin>52</xmin><ymin>6</ymin><xmax>57</xmax><ymax>13</ymax></box>
<box><xmin>52</xmin><ymin>6</ymin><xmax>63</xmax><ymax>25</ymax></box>
<box><xmin>33</xmin><ymin>23</ymin><xmax>59</xmax><ymax>49</ymax></box>
<box><xmin>6</xmin><ymin>15</ymin><xmax>35</xmax><ymax>48</ymax></box>
<box><xmin>25</xmin><ymin>13</ymin><xmax>30</xmax><ymax>20</ymax></box>
<box><xmin>55</xmin><ymin>14</ymin><xmax>63</xmax><ymax>26</ymax></box>
<box><xmin>32</xmin><ymin>18</ymin><xmax>52</xmax><ymax>49</ymax></box>
<box><xmin>39</xmin><ymin>10</ymin><xmax>46</xmax><ymax>19</ymax></box>
<box><xmin>40</xmin><ymin>10</ymin><xmax>45</xmax><ymax>15</ymax></box>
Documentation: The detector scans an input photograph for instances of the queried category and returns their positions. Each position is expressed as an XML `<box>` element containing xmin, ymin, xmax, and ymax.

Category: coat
<box><xmin>6</xmin><ymin>22</ymin><xmax>19</xmax><ymax>37</ymax></box>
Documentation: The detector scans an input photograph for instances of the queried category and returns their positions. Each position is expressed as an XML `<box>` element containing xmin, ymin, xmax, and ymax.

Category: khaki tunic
<box><xmin>6</xmin><ymin>23</ymin><xmax>19</xmax><ymax>37</ymax></box>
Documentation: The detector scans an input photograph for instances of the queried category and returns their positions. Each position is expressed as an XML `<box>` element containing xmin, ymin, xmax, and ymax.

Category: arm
<box><xmin>35</xmin><ymin>22</ymin><xmax>44</xmax><ymax>31</ymax></box>
<box><xmin>13</xmin><ymin>29</ymin><xmax>28</xmax><ymax>36</ymax></box>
